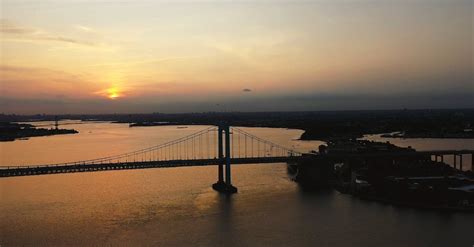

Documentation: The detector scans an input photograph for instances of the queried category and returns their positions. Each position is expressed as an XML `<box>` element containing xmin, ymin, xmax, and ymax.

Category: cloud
<box><xmin>75</xmin><ymin>25</ymin><xmax>94</xmax><ymax>33</ymax></box>
<box><xmin>87</xmin><ymin>56</ymin><xmax>205</xmax><ymax>68</ymax></box>
<box><xmin>0</xmin><ymin>19</ymin><xmax>97</xmax><ymax>47</ymax></box>
<box><xmin>0</xmin><ymin>64</ymin><xmax>97</xmax><ymax>100</ymax></box>
<box><xmin>242</xmin><ymin>88</ymin><xmax>252</xmax><ymax>92</ymax></box>
<box><xmin>0</xmin><ymin>19</ymin><xmax>37</xmax><ymax>34</ymax></box>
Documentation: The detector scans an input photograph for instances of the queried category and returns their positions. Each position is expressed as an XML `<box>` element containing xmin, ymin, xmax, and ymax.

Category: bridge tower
<box><xmin>54</xmin><ymin>116</ymin><xmax>59</xmax><ymax>130</ymax></box>
<box><xmin>212</xmin><ymin>124</ymin><xmax>238</xmax><ymax>194</ymax></box>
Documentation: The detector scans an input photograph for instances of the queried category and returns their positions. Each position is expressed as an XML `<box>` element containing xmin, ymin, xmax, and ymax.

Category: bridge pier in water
<box><xmin>212</xmin><ymin>125</ymin><xmax>238</xmax><ymax>194</ymax></box>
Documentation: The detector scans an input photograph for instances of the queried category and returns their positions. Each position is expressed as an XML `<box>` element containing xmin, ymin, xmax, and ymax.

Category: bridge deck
<box><xmin>1</xmin><ymin>150</ymin><xmax>473</xmax><ymax>178</ymax></box>
<box><xmin>0</xmin><ymin>157</ymin><xmax>303</xmax><ymax>178</ymax></box>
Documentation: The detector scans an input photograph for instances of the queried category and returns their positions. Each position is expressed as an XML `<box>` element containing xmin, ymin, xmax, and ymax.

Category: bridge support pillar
<box><xmin>212</xmin><ymin>124</ymin><xmax>238</xmax><ymax>194</ymax></box>
<box><xmin>472</xmin><ymin>153</ymin><xmax>474</xmax><ymax>172</ymax></box>
<box><xmin>453</xmin><ymin>154</ymin><xmax>457</xmax><ymax>170</ymax></box>
<box><xmin>224</xmin><ymin>125</ymin><xmax>237</xmax><ymax>193</ymax></box>
<box><xmin>218</xmin><ymin>126</ymin><xmax>224</xmax><ymax>182</ymax></box>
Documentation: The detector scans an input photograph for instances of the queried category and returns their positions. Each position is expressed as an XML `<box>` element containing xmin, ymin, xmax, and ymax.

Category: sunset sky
<box><xmin>1</xmin><ymin>0</ymin><xmax>472</xmax><ymax>114</ymax></box>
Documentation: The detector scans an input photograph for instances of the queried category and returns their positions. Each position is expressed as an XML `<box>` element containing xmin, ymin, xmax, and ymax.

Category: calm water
<box><xmin>0</xmin><ymin>122</ymin><xmax>473</xmax><ymax>246</ymax></box>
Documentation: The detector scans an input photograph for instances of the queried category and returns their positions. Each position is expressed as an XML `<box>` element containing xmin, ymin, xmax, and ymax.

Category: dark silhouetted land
<box><xmin>1</xmin><ymin>109</ymin><xmax>472</xmax><ymax>141</ymax></box>
<box><xmin>0</xmin><ymin>122</ymin><xmax>78</xmax><ymax>141</ymax></box>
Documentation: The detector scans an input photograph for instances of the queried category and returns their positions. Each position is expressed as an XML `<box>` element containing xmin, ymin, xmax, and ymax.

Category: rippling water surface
<box><xmin>0</xmin><ymin>122</ymin><xmax>473</xmax><ymax>246</ymax></box>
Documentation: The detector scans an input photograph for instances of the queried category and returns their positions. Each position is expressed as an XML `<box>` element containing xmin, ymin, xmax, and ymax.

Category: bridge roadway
<box><xmin>0</xmin><ymin>156</ymin><xmax>304</xmax><ymax>178</ymax></box>
<box><xmin>1</xmin><ymin>150</ymin><xmax>473</xmax><ymax>178</ymax></box>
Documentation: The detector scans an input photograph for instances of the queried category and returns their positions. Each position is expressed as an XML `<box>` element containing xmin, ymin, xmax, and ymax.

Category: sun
<box><xmin>95</xmin><ymin>85</ymin><xmax>126</xmax><ymax>100</ymax></box>
<box><xmin>106</xmin><ymin>87</ymin><xmax>122</xmax><ymax>99</ymax></box>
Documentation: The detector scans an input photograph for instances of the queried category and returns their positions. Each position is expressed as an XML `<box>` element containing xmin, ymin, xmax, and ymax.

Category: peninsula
<box><xmin>0</xmin><ymin>122</ymin><xmax>78</xmax><ymax>142</ymax></box>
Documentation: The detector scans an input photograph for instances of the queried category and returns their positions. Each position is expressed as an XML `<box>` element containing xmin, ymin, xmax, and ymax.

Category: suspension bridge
<box><xmin>2</xmin><ymin>124</ymin><xmax>473</xmax><ymax>193</ymax></box>
<box><xmin>0</xmin><ymin>125</ymin><xmax>306</xmax><ymax>193</ymax></box>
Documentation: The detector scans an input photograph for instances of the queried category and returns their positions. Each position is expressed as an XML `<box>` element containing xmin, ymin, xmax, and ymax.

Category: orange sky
<box><xmin>1</xmin><ymin>0</ymin><xmax>472</xmax><ymax>113</ymax></box>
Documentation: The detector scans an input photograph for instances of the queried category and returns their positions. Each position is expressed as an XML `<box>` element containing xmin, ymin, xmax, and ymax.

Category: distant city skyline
<box><xmin>1</xmin><ymin>0</ymin><xmax>472</xmax><ymax>114</ymax></box>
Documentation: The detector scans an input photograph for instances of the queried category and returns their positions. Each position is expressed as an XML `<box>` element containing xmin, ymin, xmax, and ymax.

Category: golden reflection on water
<box><xmin>0</xmin><ymin>162</ymin><xmax>298</xmax><ymax>245</ymax></box>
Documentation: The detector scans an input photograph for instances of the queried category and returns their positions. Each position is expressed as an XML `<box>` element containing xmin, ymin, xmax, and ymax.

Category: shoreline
<box><xmin>0</xmin><ymin>122</ymin><xmax>78</xmax><ymax>142</ymax></box>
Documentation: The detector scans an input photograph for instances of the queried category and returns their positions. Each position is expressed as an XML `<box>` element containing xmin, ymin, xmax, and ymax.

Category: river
<box><xmin>0</xmin><ymin>122</ymin><xmax>473</xmax><ymax>246</ymax></box>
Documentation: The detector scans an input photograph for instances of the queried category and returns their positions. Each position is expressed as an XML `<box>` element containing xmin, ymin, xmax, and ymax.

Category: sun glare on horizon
<box><xmin>107</xmin><ymin>87</ymin><xmax>122</xmax><ymax>99</ymax></box>
<box><xmin>103</xmin><ymin>87</ymin><xmax>122</xmax><ymax>100</ymax></box>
